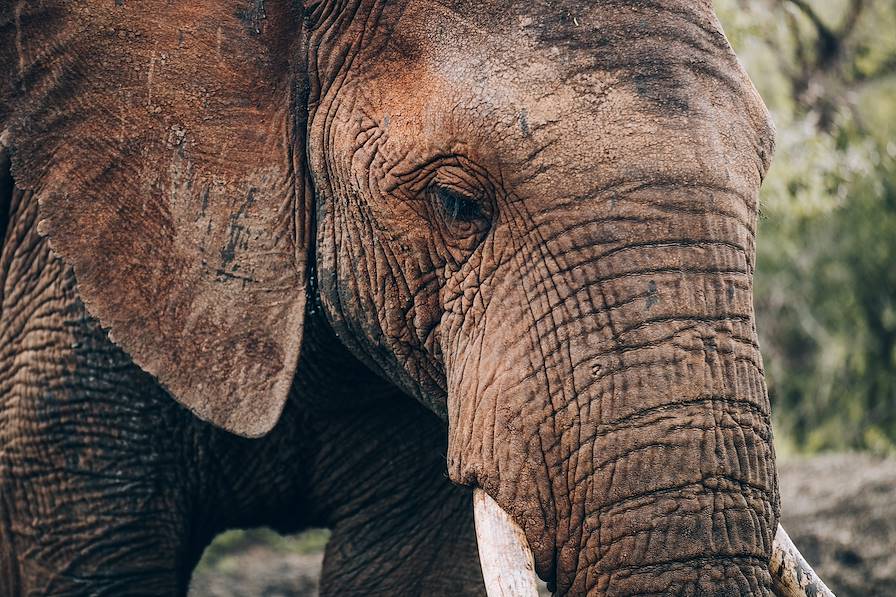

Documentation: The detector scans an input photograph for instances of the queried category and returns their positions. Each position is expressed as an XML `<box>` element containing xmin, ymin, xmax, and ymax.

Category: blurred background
<box><xmin>717</xmin><ymin>0</ymin><xmax>896</xmax><ymax>456</ymax></box>
<box><xmin>190</xmin><ymin>1</ymin><xmax>896</xmax><ymax>595</ymax></box>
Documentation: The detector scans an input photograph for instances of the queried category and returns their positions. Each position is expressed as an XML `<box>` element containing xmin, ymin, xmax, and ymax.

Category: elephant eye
<box><xmin>433</xmin><ymin>186</ymin><xmax>483</xmax><ymax>223</ymax></box>
<box><xmin>425</xmin><ymin>175</ymin><xmax>493</xmax><ymax>262</ymax></box>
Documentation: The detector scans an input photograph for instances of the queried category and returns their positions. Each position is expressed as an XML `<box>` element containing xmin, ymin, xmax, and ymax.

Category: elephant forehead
<box><xmin>390</xmin><ymin>0</ymin><xmax>734</xmax><ymax>101</ymax></box>
<box><xmin>324</xmin><ymin>0</ymin><xmax>770</xmax><ymax>201</ymax></box>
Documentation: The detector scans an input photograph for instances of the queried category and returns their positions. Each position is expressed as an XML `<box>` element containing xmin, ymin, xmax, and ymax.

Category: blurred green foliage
<box><xmin>716</xmin><ymin>0</ymin><xmax>896</xmax><ymax>452</ymax></box>
<box><xmin>197</xmin><ymin>527</ymin><xmax>330</xmax><ymax>570</ymax></box>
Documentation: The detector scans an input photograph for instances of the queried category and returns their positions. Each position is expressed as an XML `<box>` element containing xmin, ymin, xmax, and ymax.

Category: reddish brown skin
<box><xmin>1</xmin><ymin>0</ymin><xmax>779</xmax><ymax>595</ymax></box>
<box><xmin>0</xmin><ymin>187</ymin><xmax>482</xmax><ymax>595</ymax></box>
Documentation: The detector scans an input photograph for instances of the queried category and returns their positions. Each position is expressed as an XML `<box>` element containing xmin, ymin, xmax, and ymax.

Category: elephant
<box><xmin>0</xmin><ymin>0</ymin><xmax>834</xmax><ymax>595</ymax></box>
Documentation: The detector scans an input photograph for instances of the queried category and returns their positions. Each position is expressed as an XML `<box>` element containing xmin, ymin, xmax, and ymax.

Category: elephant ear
<box><xmin>0</xmin><ymin>0</ymin><xmax>310</xmax><ymax>437</ymax></box>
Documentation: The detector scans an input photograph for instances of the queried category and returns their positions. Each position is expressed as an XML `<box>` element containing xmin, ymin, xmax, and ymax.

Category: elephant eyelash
<box><xmin>432</xmin><ymin>185</ymin><xmax>484</xmax><ymax>223</ymax></box>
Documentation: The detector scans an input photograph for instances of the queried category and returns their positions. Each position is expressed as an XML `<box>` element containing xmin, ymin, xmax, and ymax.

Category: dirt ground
<box><xmin>189</xmin><ymin>453</ymin><xmax>896</xmax><ymax>596</ymax></box>
<box><xmin>775</xmin><ymin>453</ymin><xmax>896</xmax><ymax>596</ymax></box>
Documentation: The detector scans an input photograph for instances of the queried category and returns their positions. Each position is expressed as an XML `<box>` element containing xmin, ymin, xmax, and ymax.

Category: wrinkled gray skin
<box><xmin>1</xmin><ymin>0</ymin><xmax>779</xmax><ymax>595</ymax></box>
<box><xmin>0</xmin><ymin>186</ymin><xmax>480</xmax><ymax>595</ymax></box>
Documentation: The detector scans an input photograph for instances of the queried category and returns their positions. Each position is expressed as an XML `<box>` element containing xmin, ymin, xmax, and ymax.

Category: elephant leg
<box><xmin>308</xmin><ymin>397</ymin><xmax>484</xmax><ymax>597</ymax></box>
<box><xmin>0</xmin><ymin>187</ymin><xmax>203</xmax><ymax>595</ymax></box>
<box><xmin>0</xmin><ymin>392</ymin><xmax>197</xmax><ymax>597</ymax></box>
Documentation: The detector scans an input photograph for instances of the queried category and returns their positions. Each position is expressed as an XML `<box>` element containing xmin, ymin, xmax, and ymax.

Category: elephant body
<box><xmin>1</xmin><ymin>1</ymin><xmax>783</xmax><ymax>595</ymax></box>
<box><xmin>0</xmin><ymin>184</ymin><xmax>483</xmax><ymax>594</ymax></box>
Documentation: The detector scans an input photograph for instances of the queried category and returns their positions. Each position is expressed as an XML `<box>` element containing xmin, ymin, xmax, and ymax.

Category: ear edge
<box><xmin>2</xmin><ymin>0</ymin><xmax>313</xmax><ymax>438</ymax></box>
<box><xmin>32</xmin><ymin>179</ymin><xmax>309</xmax><ymax>439</ymax></box>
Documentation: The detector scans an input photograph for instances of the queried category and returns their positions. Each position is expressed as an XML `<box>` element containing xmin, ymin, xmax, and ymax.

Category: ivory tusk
<box><xmin>771</xmin><ymin>524</ymin><xmax>836</xmax><ymax>597</ymax></box>
<box><xmin>474</xmin><ymin>488</ymin><xmax>540</xmax><ymax>597</ymax></box>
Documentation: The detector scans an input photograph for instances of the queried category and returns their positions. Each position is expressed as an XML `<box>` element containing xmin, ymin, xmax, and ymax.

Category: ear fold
<box><xmin>1</xmin><ymin>0</ymin><xmax>310</xmax><ymax>437</ymax></box>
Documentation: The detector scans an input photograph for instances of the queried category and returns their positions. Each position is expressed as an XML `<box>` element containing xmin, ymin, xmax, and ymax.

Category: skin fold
<box><xmin>1</xmin><ymin>0</ymin><xmax>779</xmax><ymax>595</ymax></box>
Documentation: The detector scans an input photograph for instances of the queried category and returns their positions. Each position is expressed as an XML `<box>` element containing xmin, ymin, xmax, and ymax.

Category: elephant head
<box><xmin>0</xmin><ymin>0</ymin><xmax>832</xmax><ymax>594</ymax></box>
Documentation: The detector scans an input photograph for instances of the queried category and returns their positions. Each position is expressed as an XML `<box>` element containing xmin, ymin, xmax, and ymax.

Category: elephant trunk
<box><xmin>444</xmin><ymin>184</ymin><xmax>781</xmax><ymax>594</ymax></box>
